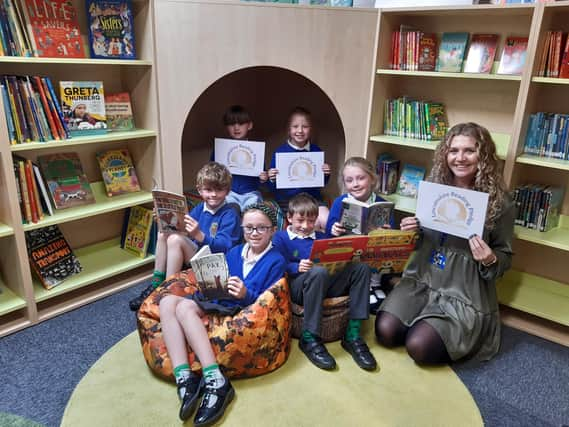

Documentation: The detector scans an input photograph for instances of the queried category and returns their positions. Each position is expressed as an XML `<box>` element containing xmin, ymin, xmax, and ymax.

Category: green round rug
<box><xmin>62</xmin><ymin>322</ymin><xmax>482</xmax><ymax>427</ymax></box>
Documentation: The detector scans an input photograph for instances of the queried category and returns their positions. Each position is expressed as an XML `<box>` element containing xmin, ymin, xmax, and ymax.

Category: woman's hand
<box><xmin>184</xmin><ymin>215</ymin><xmax>204</xmax><ymax>242</ymax></box>
<box><xmin>331</xmin><ymin>221</ymin><xmax>346</xmax><ymax>237</ymax></box>
<box><xmin>227</xmin><ymin>276</ymin><xmax>247</xmax><ymax>299</ymax></box>
<box><xmin>400</xmin><ymin>216</ymin><xmax>420</xmax><ymax>232</ymax></box>
<box><xmin>298</xmin><ymin>259</ymin><xmax>313</xmax><ymax>273</ymax></box>
<box><xmin>268</xmin><ymin>168</ymin><xmax>279</xmax><ymax>181</ymax></box>
<box><xmin>469</xmin><ymin>234</ymin><xmax>496</xmax><ymax>266</ymax></box>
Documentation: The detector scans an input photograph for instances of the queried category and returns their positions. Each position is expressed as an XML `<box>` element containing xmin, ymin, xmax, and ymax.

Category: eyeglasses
<box><xmin>242</xmin><ymin>225</ymin><xmax>272</xmax><ymax>234</ymax></box>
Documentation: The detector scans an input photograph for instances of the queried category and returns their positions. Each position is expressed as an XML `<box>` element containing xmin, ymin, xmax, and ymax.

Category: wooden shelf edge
<box><xmin>515</xmin><ymin>154</ymin><xmax>569</xmax><ymax>171</ymax></box>
<box><xmin>500</xmin><ymin>305</ymin><xmax>569</xmax><ymax>348</ymax></box>
<box><xmin>0</xmin><ymin>223</ymin><xmax>14</xmax><ymax>238</ymax></box>
<box><xmin>0</xmin><ymin>282</ymin><xmax>27</xmax><ymax>316</ymax></box>
<box><xmin>0</xmin><ymin>57</ymin><xmax>152</xmax><ymax>66</ymax></box>
<box><xmin>0</xmin><ymin>318</ymin><xmax>33</xmax><ymax>339</ymax></box>
<box><xmin>531</xmin><ymin>76</ymin><xmax>569</xmax><ymax>85</ymax></box>
<box><xmin>376</xmin><ymin>68</ymin><xmax>522</xmax><ymax>81</ymax></box>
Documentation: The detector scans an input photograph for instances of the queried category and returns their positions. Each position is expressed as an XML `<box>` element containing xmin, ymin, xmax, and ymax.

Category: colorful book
<box><xmin>122</xmin><ymin>205</ymin><xmax>153</xmax><ymax>258</ymax></box>
<box><xmin>497</xmin><ymin>36</ymin><xmax>529</xmax><ymax>75</ymax></box>
<box><xmin>427</xmin><ymin>103</ymin><xmax>448</xmax><ymax>140</ymax></box>
<box><xmin>463</xmin><ymin>34</ymin><xmax>499</xmax><ymax>73</ymax></box>
<box><xmin>559</xmin><ymin>35</ymin><xmax>569</xmax><ymax>79</ymax></box>
<box><xmin>152</xmin><ymin>189</ymin><xmax>187</xmax><ymax>233</ymax></box>
<box><xmin>436</xmin><ymin>32</ymin><xmax>469</xmax><ymax>73</ymax></box>
<box><xmin>417</xmin><ymin>33</ymin><xmax>438</xmax><ymax>72</ymax></box>
<box><xmin>190</xmin><ymin>245</ymin><xmax>230</xmax><ymax>300</ymax></box>
<box><xmin>25</xmin><ymin>225</ymin><xmax>82</xmax><ymax>289</ymax></box>
<box><xmin>96</xmin><ymin>148</ymin><xmax>141</xmax><ymax>197</ymax></box>
<box><xmin>86</xmin><ymin>0</ymin><xmax>136</xmax><ymax>60</ymax></box>
<box><xmin>105</xmin><ymin>92</ymin><xmax>135</xmax><ymax>131</ymax></box>
<box><xmin>397</xmin><ymin>164</ymin><xmax>426</xmax><ymax>198</ymax></box>
<box><xmin>60</xmin><ymin>81</ymin><xmax>107</xmax><ymax>137</ymax></box>
<box><xmin>378</xmin><ymin>159</ymin><xmax>400</xmax><ymax>194</ymax></box>
<box><xmin>340</xmin><ymin>198</ymin><xmax>394</xmax><ymax>235</ymax></box>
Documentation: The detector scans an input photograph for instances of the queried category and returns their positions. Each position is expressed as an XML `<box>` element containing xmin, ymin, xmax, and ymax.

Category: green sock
<box><xmin>344</xmin><ymin>319</ymin><xmax>362</xmax><ymax>342</ymax></box>
<box><xmin>203</xmin><ymin>363</ymin><xmax>225</xmax><ymax>388</ymax></box>
<box><xmin>151</xmin><ymin>270</ymin><xmax>166</xmax><ymax>288</ymax></box>
<box><xmin>302</xmin><ymin>329</ymin><xmax>316</xmax><ymax>343</ymax></box>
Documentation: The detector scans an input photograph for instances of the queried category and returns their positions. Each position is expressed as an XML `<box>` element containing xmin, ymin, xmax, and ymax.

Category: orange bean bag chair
<box><xmin>137</xmin><ymin>270</ymin><xmax>291</xmax><ymax>380</ymax></box>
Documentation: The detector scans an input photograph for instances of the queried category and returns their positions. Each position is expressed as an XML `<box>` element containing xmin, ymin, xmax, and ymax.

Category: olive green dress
<box><xmin>380</xmin><ymin>197</ymin><xmax>515</xmax><ymax>362</ymax></box>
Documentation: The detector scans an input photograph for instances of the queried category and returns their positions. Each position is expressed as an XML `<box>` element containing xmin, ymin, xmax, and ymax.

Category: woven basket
<box><xmin>291</xmin><ymin>296</ymin><xmax>350</xmax><ymax>342</ymax></box>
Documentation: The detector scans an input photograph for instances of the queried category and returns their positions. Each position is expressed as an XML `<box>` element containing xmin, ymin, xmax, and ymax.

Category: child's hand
<box><xmin>227</xmin><ymin>276</ymin><xmax>246</xmax><ymax>299</ymax></box>
<box><xmin>400</xmin><ymin>216</ymin><xmax>420</xmax><ymax>232</ymax></box>
<box><xmin>469</xmin><ymin>234</ymin><xmax>496</xmax><ymax>266</ymax></box>
<box><xmin>331</xmin><ymin>221</ymin><xmax>346</xmax><ymax>237</ymax></box>
<box><xmin>268</xmin><ymin>168</ymin><xmax>279</xmax><ymax>181</ymax></box>
<box><xmin>382</xmin><ymin>224</ymin><xmax>392</xmax><ymax>229</ymax></box>
<box><xmin>298</xmin><ymin>259</ymin><xmax>313</xmax><ymax>273</ymax></box>
<box><xmin>184</xmin><ymin>215</ymin><xmax>204</xmax><ymax>242</ymax></box>
<box><xmin>259</xmin><ymin>171</ymin><xmax>268</xmax><ymax>183</ymax></box>
<box><xmin>322</xmin><ymin>163</ymin><xmax>331</xmax><ymax>175</ymax></box>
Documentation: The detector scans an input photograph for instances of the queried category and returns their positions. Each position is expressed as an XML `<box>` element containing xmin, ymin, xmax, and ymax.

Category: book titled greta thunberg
<box><xmin>60</xmin><ymin>81</ymin><xmax>107</xmax><ymax>137</ymax></box>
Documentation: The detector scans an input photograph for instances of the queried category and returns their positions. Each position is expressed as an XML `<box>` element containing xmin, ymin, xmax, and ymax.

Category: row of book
<box><xmin>376</xmin><ymin>154</ymin><xmax>426</xmax><ymax>198</ymax></box>
<box><xmin>14</xmin><ymin>149</ymin><xmax>141</xmax><ymax>224</ymax></box>
<box><xmin>523</xmin><ymin>112</ymin><xmax>569</xmax><ymax>160</ymax></box>
<box><xmin>513</xmin><ymin>184</ymin><xmax>564</xmax><ymax>232</ymax></box>
<box><xmin>0</xmin><ymin>0</ymin><xmax>135</xmax><ymax>59</ymax></box>
<box><xmin>536</xmin><ymin>31</ymin><xmax>569</xmax><ymax>78</ymax></box>
<box><xmin>383</xmin><ymin>97</ymin><xmax>448</xmax><ymax>141</ymax></box>
<box><xmin>391</xmin><ymin>29</ymin><xmax>528</xmax><ymax>75</ymax></box>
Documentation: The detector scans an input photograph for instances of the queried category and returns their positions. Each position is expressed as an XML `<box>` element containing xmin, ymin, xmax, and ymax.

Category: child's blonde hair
<box><xmin>339</xmin><ymin>157</ymin><xmax>379</xmax><ymax>193</ymax></box>
<box><xmin>196</xmin><ymin>162</ymin><xmax>232</xmax><ymax>191</ymax></box>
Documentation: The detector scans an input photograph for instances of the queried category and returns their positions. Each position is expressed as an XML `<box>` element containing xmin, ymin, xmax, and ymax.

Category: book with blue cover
<box><xmin>397</xmin><ymin>164</ymin><xmax>426</xmax><ymax>198</ymax></box>
<box><xmin>436</xmin><ymin>32</ymin><xmax>469</xmax><ymax>72</ymax></box>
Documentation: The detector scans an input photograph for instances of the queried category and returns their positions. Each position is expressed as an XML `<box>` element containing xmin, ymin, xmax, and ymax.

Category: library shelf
<box><xmin>0</xmin><ymin>223</ymin><xmax>14</xmax><ymax>238</ymax></box>
<box><xmin>0</xmin><ymin>279</ymin><xmax>26</xmax><ymax>316</ymax></box>
<box><xmin>376</xmin><ymin>68</ymin><xmax>522</xmax><ymax>81</ymax></box>
<box><xmin>513</xmin><ymin>215</ymin><xmax>569</xmax><ymax>252</ymax></box>
<box><xmin>0</xmin><ymin>57</ymin><xmax>152</xmax><ymax>66</ymax></box>
<box><xmin>382</xmin><ymin>193</ymin><xmax>417</xmax><ymax>214</ymax></box>
<box><xmin>531</xmin><ymin>77</ymin><xmax>569</xmax><ymax>85</ymax></box>
<box><xmin>515</xmin><ymin>154</ymin><xmax>569</xmax><ymax>171</ymax></box>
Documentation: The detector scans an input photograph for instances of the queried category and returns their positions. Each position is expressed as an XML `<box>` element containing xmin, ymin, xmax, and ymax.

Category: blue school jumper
<box><xmin>272</xmin><ymin>229</ymin><xmax>326</xmax><ymax>277</ymax></box>
<box><xmin>189</xmin><ymin>202</ymin><xmax>241</xmax><ymax>253</ymax></box>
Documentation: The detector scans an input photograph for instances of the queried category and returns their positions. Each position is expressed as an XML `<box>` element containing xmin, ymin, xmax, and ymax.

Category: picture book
<box><xmin>19</xmin><ymin>0</ymin><xmax>85</xmax><ymax>58</ymax></box>
<box><xmin>378</xmin><ymin>158</ymin><xmax>400</xmax><ymax>194</ymax></box>
<box><xmin>497</xmin><ymin>36</ymin><xmax>529</xmax><ymax>75</ymax></box>
<box><xmin>436</xmin><ymin>32</ymin><xmax>469</xmax><ymax>73</ymax></box>
<box><xmin>463</xmin><ymin>34</ymin><xmax>499</xmax><ymax>73</ymax></box>
<box><xmin>38</xmin><ymin>152</ymin><xmax>95</xmax><ymax>210</ymax></box>
<box><xmin>418</xmin><ymin>33</ymin><xmax>438</xmax><ymax>72</ymax></box>
<box><xmin>122</xmin><ymin>205</ymin><xmax>153</xmax><ymax>258</ymax></box>
<box><xmin>105</xmin><ymin>92</ymin><xmax>135</xmax><ymax>131</ymax></box>
<box><xmin>60</xmin><ymin>81</ymin><xmax>107</xmax><ymax>137</ymax></box>
<box><xmin>427</xmin><ymin>103</ymin><xmax>448</xmax><ymax>140</ymax></box>
<box><xmin>397</xmin><ymin>164</ymin><xmax>426</xmax><ymax>198</ymax></box>
<box><xmin>86</xmin><ymin>0</ymin><xmax>136</xmax><ymax>59</ymax></box>
<box><xmin>340</xmin><ymin>198</ymin><xmax>394</xmax><ymax>235</ymax></box>
<box><xmin>96</xmin><ymin>148</ymin><xmax>141</xmax><ymax>197</ymax></box>
<box><xmin>25</xmin><ymin>225</ymin><xmax>82</xmax><ymax>289</ymax></box>
<box><xmin>310</xmin><ymin>229</ymin><xmax>418</xmax><ymax>275</ymax></box>
<box><xmin>190</xmin><ymin>245</ymin><xmax>230</xmax><ymax>300</ymax></box>
<box><xmin>152</xmin><ymin>189</ymin><xmax>187</xmax><ymax>233</ymax></box>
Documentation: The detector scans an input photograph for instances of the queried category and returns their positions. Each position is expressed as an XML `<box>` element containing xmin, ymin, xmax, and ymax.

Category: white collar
<box><xmin>203</xmin><ymin>201</ymin><xmax>226</xmax><ymax>215</ymax></box>
<box><xmin>286</xmin><ymin>226</ymin><xmax>316</xmax><ymax>240</ymax></box>
<box><xmin>241</xmin><ymin>242</ymin><xmax>273</xmax><ymax>263</ymax></box>
<box><xmin>287</xmin><ymin>139</ymin><xmax>310</xmax><ymax>151</ymax></box>
<box><xmin>347</xmin><ymin>192</ymin><xmax>375</xmax><ymax>205</ymax></box>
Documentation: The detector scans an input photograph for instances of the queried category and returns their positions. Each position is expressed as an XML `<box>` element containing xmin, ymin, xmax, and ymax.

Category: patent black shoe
<box><xmin>178</xmin><ymin>375</ymin><xmax>204</xmax><ymax>421</ymax></box>
<box><xmin>299</xmin><ymin>337</ymin><xmax>336</xmax><ymax>370</ymax></box>
<box><xmin>193</xmin><ymin>378</ymin><xmax>235</xmax><ymax>427</ymax></box>
<box><xmin>128</xmin><ymin>284</ymin><xmax>155</xmax><ymax>311</ymax></box>
<box><xmin>342</xmin><ymin>337</ymin><xmax>378</xmax><ymax>371</ymax></box>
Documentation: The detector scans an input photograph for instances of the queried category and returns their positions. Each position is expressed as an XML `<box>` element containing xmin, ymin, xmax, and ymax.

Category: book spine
<box><xmin>40</xmin><ymin>77</ymin><xmax>66</xmax><ymax>140</ymax></box>
<box><xmin>16</xmin><ymin>76</ymin><xmax>39</xmax><ymax>141</ymax></box>
<box><xmin>27</xmin><ymin>159</ymin><xmax>44</xmax><ymax>220</ymax></box>
<box><xmin>44</xmin><ymin>77</ymin><xmax>70</xmax><ymax>138</ymax></box>
<box><xmin>12</xmin><ymin>159</ymin><xmax>27</xmax><ymax>223</ymax></box>
<box><xmin>18</xmin><ymin>160</ymin><xmax>32</xmax><ymax>223</ymax></box>
<box><xmin>33</xmin><ymin>76</ymin><xmax>59</xmax><ymax>140</ymax></box>
<box><xmin>8</xmin><ymin>75</ymin><xmax>31</xmax><ymax>141</ymax></box>
<box><xmin>32</xmin><ymin>162</ymin><xmax>53</xmax><ymax>216</ymax></box>
<box><xmin>24</xmin><ymin>159</ymin><xmax>39</xmax><ymax>222</ymax></box>
<box><xmin>0</xmin><ymin>83</ymin><xmax>16</xmax><ymax>144</ymax></box>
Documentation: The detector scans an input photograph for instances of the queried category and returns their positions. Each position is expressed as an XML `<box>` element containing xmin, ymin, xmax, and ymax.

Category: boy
<box><xmin>129</xmin><ymin>162</ymin><xmax>242</xmax><ymax>311</ymax></box>
<box><xmin>272</xmin><ymin>193</ymin><xmax>377</xmax><ymax>370</ymax></box>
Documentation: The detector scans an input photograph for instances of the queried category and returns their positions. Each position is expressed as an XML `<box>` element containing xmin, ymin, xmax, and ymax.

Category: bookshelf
<box><xmin>0</xmin><ymin>0</ymin><xmax>161</xmax><ymax>337</ymax></box>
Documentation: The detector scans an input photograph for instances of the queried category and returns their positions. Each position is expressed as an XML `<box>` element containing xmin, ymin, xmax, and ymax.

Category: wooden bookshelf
<box><xmin>516</xmin><ymin>154</ymin><xmax>569</xmax><ymax>171</ymax></box>
<box><xmin>377</xmin><ymin>68</ymin><xmax>522</xmax><ymax>81</ymax></box>
<box><xmin>0</xmin><ymin>278</ymin><xmax>26</xmax><ymax>316</ymax></box>
<box><xmin>0</xmin><ymin>223</ymin><xmax>13</xmax><ymax>238</ymax></box>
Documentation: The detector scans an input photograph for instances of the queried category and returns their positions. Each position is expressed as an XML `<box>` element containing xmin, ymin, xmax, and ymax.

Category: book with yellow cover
<box><xmin>96</xmin><ymin>148</ymin><xmax>141</xmax><ymax>197</ymax></box>
<box><xmin>122</xmin><ymin>205</ymin><xmax>153</xmax><ymax>258</ymax></box>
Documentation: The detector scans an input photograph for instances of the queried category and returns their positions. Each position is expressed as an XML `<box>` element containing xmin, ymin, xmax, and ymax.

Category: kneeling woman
<box><xmin>376</xmin><ymin>122</ymin><xmax>514</xmax><ymax>364</ymax></box>
<box><xmin>159</xmin><ymin>204</ymin><xmax>286</xmax><ymax>424</ymax></box>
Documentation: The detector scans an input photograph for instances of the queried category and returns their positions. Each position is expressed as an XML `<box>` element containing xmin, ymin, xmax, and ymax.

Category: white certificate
<box><xmin>214</xmin><ymin>138</ymin><xmax>265</xmax><ymax>177</ymax></box>
<box><xmin>416</xmin><ymin>181</ymin><xmax>489</xmax><ymax>239</ymax></box>
<box><xmin>275</xmin><ymin>152</ymin><xmax>324</xmax><ymax>189</ymax></box>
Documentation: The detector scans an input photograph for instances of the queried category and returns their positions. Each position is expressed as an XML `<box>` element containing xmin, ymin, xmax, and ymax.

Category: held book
<box><xmin>122</xmin><ymin>205</ymin><xmax>153</xmax><ymax>258</ymax></box>
<box><xmin>60</xmin><ymin>81</ymin><xmax>107</xmax><ymax>137</ymax></box>
<box><xmin>463</xmin><ymin>34</ymin><xmax>499</xmax><ymax>74</ymax></box>
<box><xmin>104</xmin><ymin>92</ymin><xmax>135</xmax><ymax>131</ymax></box>
<box><xmin>190</xmin><ymin>245</ymin><xmax>230</xmax><ymax>300</ymax></box>
<box><xmin>340</xmin><ymin>198</ymin><xmax>394</xmax><ymax>235</ymax></box>
<box><xmin>96</xmin><ymin>148</ymin><xmax>141</xmax><ymax>197</ymax></box>
<box><xmin>152</xmin><ymin>189</ymin><xmax>187</xmax><ymax>233</ymax></box>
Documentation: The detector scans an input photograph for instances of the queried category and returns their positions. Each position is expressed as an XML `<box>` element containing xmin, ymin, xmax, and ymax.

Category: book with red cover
<box><xmin>417</xmin><ymin>33</ymin><xmax>437</xmax><ymax>72</ymax></box>
<box><xmin>463</xmin><ymin>34</ymin><xmax>499</xmax><ymax>74</ymax></box>
<box><xmin>497</xmin><ymin>36</ymin><xmax>529</xmax><ymax>75</ymax></box>
<box><xmin>559</xmin><ymin>34</ymin><xmax>569</xmax><ymax>79</ymax></box>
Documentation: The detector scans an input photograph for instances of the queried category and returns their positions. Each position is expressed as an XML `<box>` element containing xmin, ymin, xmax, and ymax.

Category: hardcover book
<box><xmin>122</xmin><ymin>205</ymin><xmax>153</xmax><ymax>258</ymax></box>
<box><xmin>105</xmin><ymin>92</ymin><xmax>135</xmax><ymax>131</ymax></box>
<box><xmin>86</xmin><ymin>0</ymin><xmax>136</xmax><ymax>60</ymax></box>
<box><xmin>340</xmin><ymin>198</ymin><xmax>394</xmax><ymax>235</ymax></box>
<box><xmin>152</xmin><ymin>189</ymin><xmax>187</xmax><ymax>233</ymax></box>
<box><xmin>463</xmin><ymin>34</ymin><xmax>499</xmax><ymax>73</ymax></box>
<box><xmin>96</xmin><ymin>148</ymin><xmax>141</xmax><ymax>196</ymax></box>
<box><xmin>497</xmin><ymin>36</ymin><xmax>529</xmax><ymax>75</ymax></box>
<box><xmin>190</xmin><ymin>245</ymin><xmax>230</xmax><ymax>300</ymax></box>
<box><xmin>397</xmin><ymin>164</ymin><xmax>426</xmax><ymax>198</ymax></box>
<box><xmin>418</xmin><ymin>33</ymin><xmax>438</xmax><ymax>72</ymax></box>
<box><xmin>60</xmin><ymin>81</ymin><xmax>107</xmax><ymax>137</ymax></box>
<box><xmin>25</xmin><ymin>225</ymin><xmax>82</xmax><ymax>289</ymax></box>
<box><xmin>436</xmin><ymin>32</ymin><xmax>469</xmax><ymax>73</ymax></box>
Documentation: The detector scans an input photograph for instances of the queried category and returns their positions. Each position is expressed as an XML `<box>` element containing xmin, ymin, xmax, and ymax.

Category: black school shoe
<box><xmin>128</xmin><ymin>284</ymin><xmax>155</xmax><ymax>311</ymax></box>
<box><xmin>193</xmin><ymin>377</ymin><xmax>235</xmax><ymax>427</ymax></box>
<box><xmin>178</xmin><ymin>375</ymin><xmax>204</xmax><ymax>421</ymax></box>
<box><xmin>299</xmin><ymin>336</ymin><xmax>336</xmax><ymax>370</ymax></box>
<box><xmin>341</xmin><ymin>337</ymin><xmax>378</xmax><ymax>371</ymax></box>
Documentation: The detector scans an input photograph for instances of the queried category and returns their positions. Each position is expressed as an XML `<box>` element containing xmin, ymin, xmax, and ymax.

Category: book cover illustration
<box><xmin>96</xmin><ymin>148</ymin><xmax>140</xmax><ymax>196</ymax></box>
<box><xmin>418</xmin><ymin>33</ymin><xmax>438</xmax><ymax>72</ymax></box>
<box><xmin>340</xmin><ymin>198</ymin><xmax>394</xmax><ymax>235</ymax></box>
<box><xmin>152</xmin><ymin>189</ymin><xmax>187</xmax><ymax>233</ymax></box>
<box><xmin>190</xmin><ymin>245</ymin><xmax>229</xmax><ymax>300</ymax></box>
<box><xmin>275</xmin><ymin>151</ymin><xmax>324</xmax><ymax>189</ymax></box>
<box><xmin>463</xmin><ymin>34</ymin><xmax>499</xmax><ymax>73</ymax></box>
<box><xmin>86</xmin><ymin>0</ymin><xmax>136</xmax><ymax>59</ymax></box>
<box><xmin>397</xmin><ymin>164</ymin><xmax>426</xmax><ymax>198</ymax></box>
<box><xmin>122</xmin><ymin>205</ymin><xmax>153</xmax><ymax>258</ymax></box>
<box><xmin>20</xmin><ymin>0</ymin><xmax>86</xmax><ymax>58</ymax></box>
<box><xmin>25</xmin><ymin>225</ymin><xmax>82</xmax><ymax>289</ymax></box>
<box><xmin>105</xmin><ymin>92</ymin><xmax>135</xmax><ymax>131</ymax></box>
<box><xmin>310</xmin><ymin>230</ymin><xmax>418</xmax><ymax>275</ymax></box>
<box><xmin>497</xmin><ymin>36</ymin><xmax>529</xmax><ymax>75</ymax></box>
<box><xmin>436</xmin><ymin>32</ymin><xmax>469</xmax><ymax>73</ymax></box>
<box><xmin>60</xmin><ymin>81</ymin><xmax>107</xmax><ymax>137</ymax></box>
<box><xmin>38</xmin><ymin>152</ymin><xmax>95</xmax><ymax>209</ymax></box>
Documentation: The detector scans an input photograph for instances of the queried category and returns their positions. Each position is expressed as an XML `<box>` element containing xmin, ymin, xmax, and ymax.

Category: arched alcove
<box><xmin>180</xmin><ymin>66</ymin><xmax>346</xmax><ymax>198</ymax></box>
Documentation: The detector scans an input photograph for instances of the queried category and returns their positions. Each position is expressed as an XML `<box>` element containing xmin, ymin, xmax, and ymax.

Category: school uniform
<box><xmin>189</xmin><ymin>202</ymin><xmax>242</xmax><ymax>254</ymax></box>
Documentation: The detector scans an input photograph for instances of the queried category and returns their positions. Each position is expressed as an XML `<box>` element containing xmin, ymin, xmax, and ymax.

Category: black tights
<box><xmin>375</xmin><ymin>311</ymin><xmax>451</xmax><ymax>365</ymax></box>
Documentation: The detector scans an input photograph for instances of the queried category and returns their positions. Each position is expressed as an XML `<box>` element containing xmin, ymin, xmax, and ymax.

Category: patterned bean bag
<box><xmin>137</xmin><ymin>270</ymin><xmax>291</xmax><ymax>380</ymax></box>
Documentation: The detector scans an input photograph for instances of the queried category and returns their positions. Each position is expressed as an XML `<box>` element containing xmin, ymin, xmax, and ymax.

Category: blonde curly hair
<box><xmin>429</xmin><ymin>122</ymin><xmax>506</xmax><ymax>230</ymax></box>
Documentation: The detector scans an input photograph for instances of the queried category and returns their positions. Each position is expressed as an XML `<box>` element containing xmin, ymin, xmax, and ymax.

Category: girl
<box><xmin>375</xmin><ymin>122</ymin><xmax>514</xmax><ymax>364</ymax></box>
<box><xmin>159</xmin><ymin>203</ymin><xmax>286</xmax><ymax>424</ymax></box>
<box><xmin>325</xmin><ymin>156</ymin><xmax>394</xmax><ymax>237</ymax></box>
<box><xmin>268</xmin><ymin>107</ymin><xmax>331</xmax><ymax>231</ymax></box>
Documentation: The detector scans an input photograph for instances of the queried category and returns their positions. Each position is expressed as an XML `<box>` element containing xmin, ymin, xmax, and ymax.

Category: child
<box><xmin>267</xmin><ymin>107</ymin><xmax>331</xmax><ymax>231</ymax></box>
<box><xmin>160</xmin><ymin>203</ymin><xmax>286</xmax><ymax>423</ymax></box>
<box><xmin>212</xmin><ymin>105</ymin><xmax>268</xmax><ymax>211</ymax></box>
<box><xmin>129</xmin><ymin>162</ymin><xmax>241</xmax><ymax>311</ymax></box>
<box><xmin>273</xmin><ymin>193</ymin><xmax>377</xmax><ymax>371</ymax></box>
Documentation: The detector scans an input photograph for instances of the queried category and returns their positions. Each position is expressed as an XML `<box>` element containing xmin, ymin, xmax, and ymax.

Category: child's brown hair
<box><xmin>223</xmin><ymin>105</ymin><xmax>252</xmax><ymax>126</ymax></box>
<box><xmin>196</xmin><ymin>162</ymin><xmax>232</xmax><ymax>191</ymax></box>
<box><xmin>287</xmin><ymin>193</ymin><xmax>319</xmax><ymax>218</ymax></box>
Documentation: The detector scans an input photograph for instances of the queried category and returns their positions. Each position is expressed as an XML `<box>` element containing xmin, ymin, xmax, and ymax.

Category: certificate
<box><xmin>416</xmin><ymin>181</ymin><xmax>489</xmax><ymax>239</ymax></box>
<box><xmin>214</xmin><ymin>138</ymin><xmax>265</xmax><ymax>177</ymax></box>
<box><xmin>275</xmin><ymin>152</ymin><xmax>324</xmax><ymax>189</ymax></box>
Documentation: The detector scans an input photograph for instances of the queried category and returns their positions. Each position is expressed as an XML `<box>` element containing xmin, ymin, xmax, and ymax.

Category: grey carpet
<box><xmin>0</xmin><ymin>281</ymin><xmax>567</xmax><ymax>427</ymax></box>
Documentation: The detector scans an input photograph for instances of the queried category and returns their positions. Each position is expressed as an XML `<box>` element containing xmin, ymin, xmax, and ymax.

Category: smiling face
<box><xmin>446</xmin><ymin>134</ymin><xmax>479</xmax><ymax>188</ymax></box>
<box><xmin>226</xmin><ymin>121</ymin><xmax>252</xmax><ymax>140</ymax></box>
<box><xmin>287</xmin><ymin>212</ymin><xmax>317</xmax><ymax>237</ymax></box>
<box><xmin>343</xmin><ymin>165</ymin><xmax>373</xmax><ymax>202</ymax></box>
<box><xmin>288</xmin><ymin>113</ymin><xmax>311</xmax><ymax>148</ymax></box>
<box><xmin>242</xmin><ymin>210</ymin><xmax>275</xmax><ymax>254</ymax></box>
<box><xmin>198</xmin><ymin>185</ymin><xmax>229</xmax><ymax>211</ymax></box>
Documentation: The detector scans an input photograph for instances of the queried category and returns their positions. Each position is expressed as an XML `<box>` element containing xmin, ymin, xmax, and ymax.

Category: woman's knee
<box><xmin>375</xmin><ymin>312</ymin><xmax>406</xmax><ymax>347</ymax></box>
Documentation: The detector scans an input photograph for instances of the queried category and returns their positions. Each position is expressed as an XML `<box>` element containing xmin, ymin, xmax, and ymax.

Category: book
<box><xmin>559</xmin><ymin>34</ymin><xmax>569</xmax><ymax>79</ymax></box>
<box><xmin>86</xmin><ymin>0</ymin><xmax>136</xmax><ymax>60</ymax></box>
<box><xmin>378</xmin><ymin>158</ymin><xmax>400</xmax><ymax>194</ymax></box>
<box><xmin>309</xmin><ymin>229</ymin><xmax>418</xmax><ymax>275</ymax></box>
<box><xmin>32</xmin><ymin>162</ymin><xmax>54</xmax><ymax>216</ymax></box>
<box><xmin>37</xmin><ymin>152</ymin><xmax>95</xmax><ymax>210</ymax></box>
<box><xmin>497</xmin><ymin>36</ymin><xmax>529</xmax><ymax>75</ymax></box>
<box><xmin>152</xmin><ymin>189</ymin><xmax>187</xmax><ymax>233</ymax></box>
<box><xmin>25</xmin><ymin>225</ymin><xmax>82</xmax><ymax>289</ymax></box>
<box><xmin>122</xmin><ymin>205</ymin><xmax>153</xmax><ymax>258</ymax></box>
<box><xmin>417</xmin><ymin>33</ymin><xmax>438</xmax><ymax>72</ymax></box>
<box><xmin>340</xmin><ymin>198</ymin><xmax>394</xmax><ymax>235</ymax></box>
<box><xmin>60</xmin><ymin>81</ymin><xmax>107</xmax><ymax>137</ymax></box>
<box><xmin>96</xmin><ymin>148</ymin><xmax>141</xmax><ymax>197</ymax></box>
<box><xmin>105</xmin><ymin>92</ymin><xmax>135</xmax><ymax>131</ymax></box>
<box><xmin>190</xmin><ymin>245</ymin><xmax>230</xmax><ymax>300</ymax></box>
<box><xmin>463</xmin><ymin>34</ymin><xmax>499</xmax><ymax>73</ymax></box>
<box><xmin>397</xmin><ymin>164</ymin><xmax>426</xmax><ymax>198</ymax></box>
<box><xmin>436</xmin><ymin>32</ymin><xmax>469</xmax><ymax>73</ymax></box>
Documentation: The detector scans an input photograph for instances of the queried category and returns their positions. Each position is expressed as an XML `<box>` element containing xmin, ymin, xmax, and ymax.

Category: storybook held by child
<box><xmin>190</xmin><ymin>245</ymin><xmax>230</xmax><ymax>300</ymax></box>
<box><xmin>152</xmin><ymin>189</ymin><xmax>187</xmax><ymax>233</ymax></box>
<box><xmin>340</xmin><ymin>198</ymin><xmax>394</xmax><ymax>235</ymax></box>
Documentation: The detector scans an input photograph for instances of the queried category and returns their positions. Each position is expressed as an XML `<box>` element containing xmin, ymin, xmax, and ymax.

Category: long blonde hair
<box><xmin>429</xmin><ymin>122</ymin><xmax>506</xmax><ymax>230</ymax></box>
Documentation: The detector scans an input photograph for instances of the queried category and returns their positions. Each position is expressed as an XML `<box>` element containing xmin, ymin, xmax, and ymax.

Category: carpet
<box><xmin>62</xmin><ymin>321</ymin><xmax>482</xmax><ymax>427</ymax></box>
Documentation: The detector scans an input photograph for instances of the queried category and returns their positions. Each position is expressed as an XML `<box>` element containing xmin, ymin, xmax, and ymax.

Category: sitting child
<box><xmin>273</xmin><ymin>193</ymin><xmax>377</xmax><ymax>371</ymax></box>
<box><xmin>159</xmin><ymin>203</ymin><xmax>286</xmax><ymax>424</ymax></box>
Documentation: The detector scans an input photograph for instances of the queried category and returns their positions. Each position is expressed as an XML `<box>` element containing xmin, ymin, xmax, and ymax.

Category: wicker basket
<box><xmin>291</xmin><ymin>296</ymin><xmax>350</xmax><ymax>342</ymax></box>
